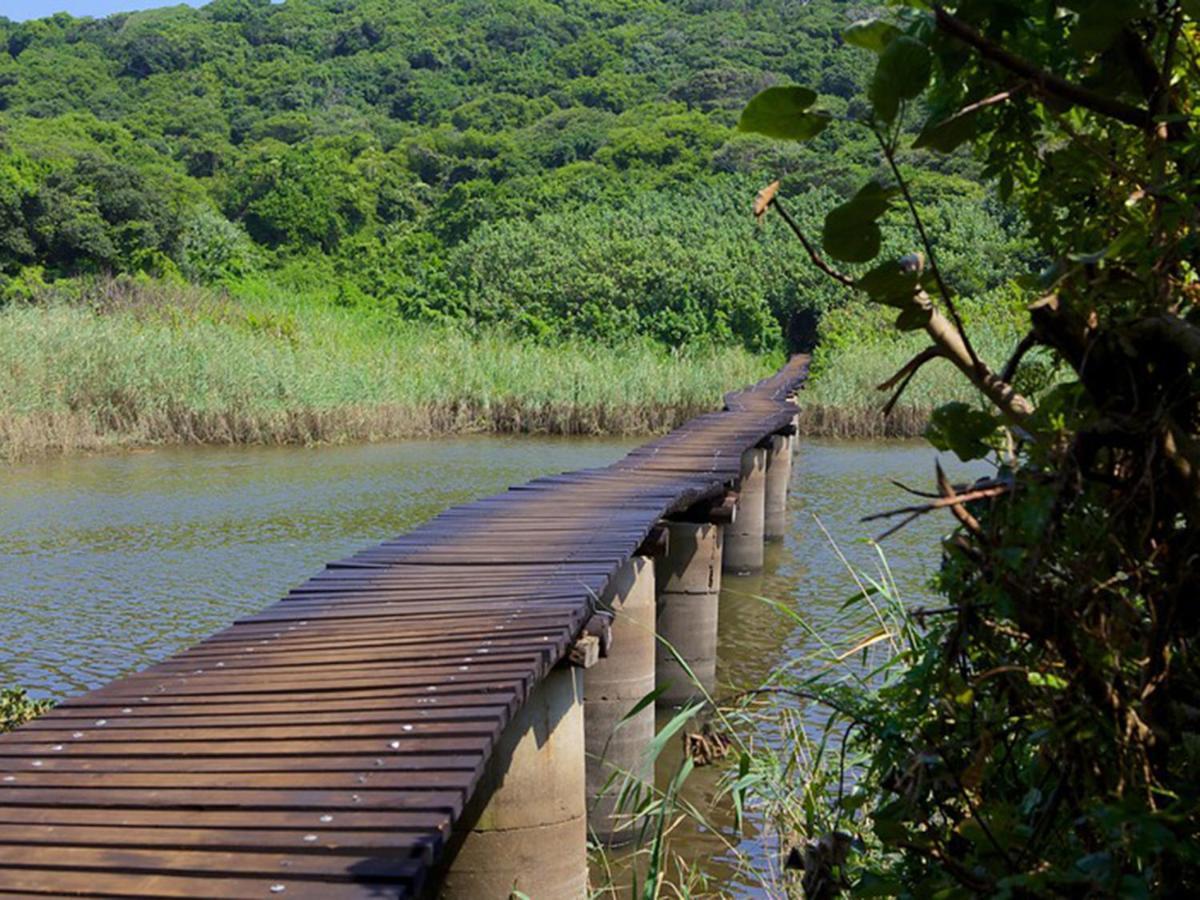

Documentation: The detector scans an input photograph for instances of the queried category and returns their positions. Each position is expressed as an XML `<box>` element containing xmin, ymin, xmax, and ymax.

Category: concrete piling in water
<box><xmin>723</xmin><ymin>447</ymin><xmax>766</xmax><ymax>574</ymax></box>
<box><xmin>655</xmin><ymin>521</ymin><xmax>722</xmax><ymax>705</ymax></box>
<box><xmin>763</xmin><ymin>434</ymin><xmax>792</xmax><ymax>541</ymax></box>
<box><xmin>439</xmin><ymin>666</ymin><xmax>587</xmax><ymax>899</ymax></box>
<box><xmin>584</xmin><ymin>556</ymin><xmax>656</xmax><ymax>845</ymax></box>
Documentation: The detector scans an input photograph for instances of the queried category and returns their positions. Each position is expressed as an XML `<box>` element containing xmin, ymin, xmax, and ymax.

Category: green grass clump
<box><xmin>0</xmin><ymin>276</ymin><xmax>776</xmax><ymax>461</ymax></box>
<box><xmin>1</xmin><ymin>687</ymin><xmax>51</xmax><ymax>733</ymax></box>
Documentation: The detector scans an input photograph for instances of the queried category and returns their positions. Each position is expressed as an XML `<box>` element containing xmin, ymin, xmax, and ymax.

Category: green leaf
<box><xmin>822</xmin><ymin>181</ymin><xmax>895</xmax><ymax>263</ymax></box>
<box><xmin>870</xmin><ymin>36</ymin><xmax>932</xmax><ymax>124</ymax></box>
<box><xmin>873</xmin><ymin>810</ymin><xmax>908</xmax><ymax>843</ymax></box>
<box><xmin>843</xmin><ymin>18</ymin><xmax>901</xmax><ymax>53</ymax></box>
<box><xmin>854</xmin><ymin>873</ymin><xmax>906</xmax><ymax>897</ymax></box>
<box><xmin>895</xmin><ymin>304</ymin><xmax>932</xmax><ymax>331</ymax></box>
<box><xmin>617</xmin><ymin>686</ymin><xmax>667</xmax><ymax>725</ymax></box>
<box><xmin>823</xmin><ymin>209</ymin><xmax>881</xmax><ymax>263</ymax></box>
<box><xmin>856</xmin><ymin>259</ymin><xmax>921</xmax><ymax>305</ymax></box>
<box><xmin>738</xmin><ymin>86</ymin><xmax>831</xmax><ymax>141</ymax></box>
<box><xmin>912</xmin><ymin>105</ymin><xmax>977</xmax><ymax>153</ymax></box>
<box><xmin>1027</xmin><ymin>671</ymin><xmax>1069</xmax><ymax>690</ymax></box>
<box><xmin>843</xmin><ymin>180</ymin><xmax>896</xmax><ymax>220</ymax></box>
<box><xmin>1063</xmin><ymin>1</ymin><xmax>1147</xmax><ymax>52</ymax></box>
<box><xmin>1184</xmin><ymin>0</ymin><xmax>1200</xmax><ymax>19</ymax></box>
<box><xmin>925</xmin><ymin>402</ymin><xmax>1001</xmax><ymax>461</ymax></box>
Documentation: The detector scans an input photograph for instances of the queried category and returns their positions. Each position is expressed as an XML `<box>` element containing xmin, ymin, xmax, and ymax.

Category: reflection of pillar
<box><xmin>440</xmin><ymin>667</ymin><xmax>586</xmax><ymax>899</ymax></box>
<box><xmin>584</xmin><ymin>556</ymin><xmax>655</xmax><ymax>845</ymax></box>
<box><xmin>764</xmin><ymin>434</ymin><xmax>792</xmax><ymax>541</ymax></box>
<box><xmin>655</xmin><ymin>522</ymin><xmax>722</xmax><ymax>705</ymax></box>
<box><xmin>723</xmin><ymin>447</ymin><xmax>766</xmax><ymax>574</ymax></box>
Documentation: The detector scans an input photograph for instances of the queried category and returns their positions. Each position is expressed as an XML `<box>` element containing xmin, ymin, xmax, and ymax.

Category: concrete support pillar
<box><xmin>723</xmin><ymin>447</ymin><xmax>766</xmax><ymax>574</ymax></box>
<box><xmin>584</xmin><ymin>556</ymin><xmax>656</xmax><ymax>845</ymax></box>
<box><xmin>764</xmin><ymin>434</ymin><xmax>792</xmax><ymax>541</ymax></box>
<box><xmin>792</xmin><ymin>413</ymin><xmax>801</xmax><ymax>454</ymax></box>
<box><xmin>439</xmin><ymin>666</ymin><xmax>587</xmax><ymax>899</ymax></box>
<box><xmin>655</xmin><ymin>522</ymin><xmax>722</xmax><ymax>705</ymax></box>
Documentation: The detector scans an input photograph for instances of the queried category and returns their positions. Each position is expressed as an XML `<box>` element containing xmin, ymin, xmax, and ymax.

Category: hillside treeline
<box><xmin>0</xmin><ymin>0</ymin><xmax>1028</xmax><ymax>350</ymax></box>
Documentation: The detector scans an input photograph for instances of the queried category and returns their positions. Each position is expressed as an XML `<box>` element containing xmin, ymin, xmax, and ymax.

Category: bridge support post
<box><xmin>584</xmin><ymin>556</ymin><xmax>656</xmax><ymax>845</ymax></box>
<box><xmin>439</xmin><ymin>666</ymin><xmax>587</xmax><ymax>899</ymax></box>
<box><xmin>655</xmin><ymin>522</ymin><xmax>722</xmax><ymax>705</ymax></box>
<box><xmin>723</xmin><ymin>447</ymin><xmax>766</xmax><ymax>573</ymax></box>
<box><xmin>764</xmin><ymin>434</ymin><xmax>792</xmax><ymax>541</ymax></box>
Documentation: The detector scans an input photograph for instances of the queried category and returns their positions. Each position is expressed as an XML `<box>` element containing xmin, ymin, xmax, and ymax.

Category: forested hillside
<box><xmin>0</xmin><ymin>0</ymin><xmax>1027</xmax><ymax>352</ymax></box>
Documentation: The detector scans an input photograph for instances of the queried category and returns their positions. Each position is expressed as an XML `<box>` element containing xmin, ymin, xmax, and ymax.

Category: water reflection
<box><xmin>637</xmin><ymin>439</ymin><xmax>988</xmax><ymax>896</ymax></box>
<box><xmin>2</xmin><ymin>435</ymin><xmax>984</xmax><ymax>895</ymax></box>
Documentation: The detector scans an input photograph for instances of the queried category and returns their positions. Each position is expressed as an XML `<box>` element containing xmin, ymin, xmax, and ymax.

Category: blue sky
<box><xmin>4</xmin><ymin>1</ymin><xmax>206</xmax><ymax>21</ymax></box>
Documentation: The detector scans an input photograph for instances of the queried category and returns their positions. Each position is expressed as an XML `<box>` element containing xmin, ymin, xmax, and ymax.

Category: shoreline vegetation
<box><xmin>0</xmin><ymin>0</ymin><xmax>1038</xmax><ymax>466</ymax></box>
<box><xmin>0</xmin><ymin>276</ymin><xmax>778</xmax><ymax>462</ymax></box>
<box><xmin>0</xmin><ymin>277</ymin><xmax>1038</xmax><ymax>462</ymax></box>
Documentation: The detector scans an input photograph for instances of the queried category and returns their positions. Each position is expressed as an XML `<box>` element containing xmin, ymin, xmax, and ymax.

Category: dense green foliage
<box><xmin>0</xmin><ymin>0</ymin><xmax>1025</xmax><ymax>351</ymax></box>
<box><xmin>739</xmin><ymin>1</ymin><xmax>1200</xmax><ymax>895</ymax></box>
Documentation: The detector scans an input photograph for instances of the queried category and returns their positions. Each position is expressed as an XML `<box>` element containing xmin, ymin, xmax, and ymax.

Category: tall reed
<box><xmin>797</xmin><ymin>294</ymin><xmax>1049</xmax><ymax>439</ymax></box>
<box><xmin>0</xmin><ymin>279</ymin><xmax>775</xmax><ymax>461</ymax></box>
<box><xmin>587</xmin><ymin>535</ymin><xmax>914</xmax><ymax>898</ymax></box>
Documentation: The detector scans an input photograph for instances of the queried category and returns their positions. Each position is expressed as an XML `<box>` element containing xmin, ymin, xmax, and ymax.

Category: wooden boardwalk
<box><xmin>0</xmin><ymin>357</ymin><xmax>808</xmax><ymax>898</ymax></box>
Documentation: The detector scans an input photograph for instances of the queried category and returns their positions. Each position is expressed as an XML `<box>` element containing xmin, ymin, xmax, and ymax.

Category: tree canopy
<box><xmin>0</xmin><ymin>0</ymin><xmax>1022</xmax><ymax>350</ymax></box>
<box><xmin>741</xmin><ymin>0</ymin><xmax>1200</xmax><ymax>893</ymax></box>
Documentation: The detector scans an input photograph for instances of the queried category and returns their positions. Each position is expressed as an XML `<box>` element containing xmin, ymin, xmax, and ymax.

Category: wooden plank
<box><xmin>0</xmin><ymin>822</ymin><xmax>440</xmax><ymax>856</ymax></box>
<box><xmin>0</xmin><ymin>869</ymin><xmax>413</xmax><ymax>900</ymax></box>
<box><xmin>0</xmin><ymin>356</ymin><xmax>810</xmax><ymax>896</ymax></box>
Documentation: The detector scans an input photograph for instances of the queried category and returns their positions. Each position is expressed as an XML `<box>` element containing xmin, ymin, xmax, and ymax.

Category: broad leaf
<box><xmin>913</xmin><ymin>105</ymin><xmax>977</xmax><ymax>153</ymax></box>
<box><xmin>738</xmin><ymin>86</ymin><xmax>831</xmax><ymax>141</ymax></box>
<box><xmin>822</xmin><ymin>181</ymin><xmax>895</xmax><ymax>263</ymax></box>
<box><xmin>1062</xmin><ymin>0</ymin><xmax>1147</xmax><ymax>52</ymax></box>
<box><xmin>843</xmin><ymin>18</ymin><xmax>900</xmax><ymax>53</ymax></box>
<box><xmin>844</xmin><ymin>179</ymin><xmax>895</xmax><ymax>220</ymax></box>
<box><xmin>870</xmin><ymin>36</ymin><xmax>932</xmax><ymax>124</ymax></box>
<box><xmin>856</xmin><ymin>259</ymin><xmax>921</xmax><ymax>305</ymax></box>
<box><xmin>823</xmin><ymin>210</ymin><xmax>881</xmax><ymax>263</ymax></box>
<box><xmin>895</xmin><ymin>304</ymin><xmax>932</xmax><ymax>331</ymax></box>
<box><xmin>925</xmin><ymin>402</ymin><xmax>1001</xmax><ymax>461</ymax></box>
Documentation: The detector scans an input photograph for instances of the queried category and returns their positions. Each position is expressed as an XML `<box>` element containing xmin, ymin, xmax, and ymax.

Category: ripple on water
<box><xmin>0</xmin><ymin>436</ymin><xmax>640</xmax><ymax>698</ymax></box>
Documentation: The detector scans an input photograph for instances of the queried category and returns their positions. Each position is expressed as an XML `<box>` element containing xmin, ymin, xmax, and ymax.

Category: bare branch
<box><xmin>953</xmin><ymin>85</ymin><xmax>1026</xmax><ymax>117</ymax></box>
<box><xmin>771</xmin><ymin>197</ymin><xmax>856</xmax><ymax>288</ymax></box>
<box><xmin>877</xmin><ymin>346</ymin><xmax>945</xmax><ymax>416</ymax></box>
<box><xmin>890</xmin><ymin>478</ymin><xmax>942</xmax><ymax>499</ymax></box>
<box><xmin>877</xmin><ymin>134</ymin><xmax>984</xmax><ymax>374</ymax></box>
<box><xmin>938</xmin><ymin>461</ymin><xmax>984</xmax><ymax>537</ymax></box>
<box><xmin>877</xmin><ymin>346</ymin><xmax>945</xmax><ymax>393</ymax></box>
<box><xmin>863</xmin><ymin>480</ymin><xmax>1012</xmax><ymax>523</ymax></box>
<box><xmin>1001</xmin><ymin>331</ymin><xmax>1037</xmax><ymax>384</ymax></box>
<box><xmin>921</xmin><ymin>289</ymin><xmax>1035</xmax><ymax>422</ymax></box>
<box><xmin>932</xmin><ymin>5</ymin><xmax>1154</xmax><ymax>130</ymax></box>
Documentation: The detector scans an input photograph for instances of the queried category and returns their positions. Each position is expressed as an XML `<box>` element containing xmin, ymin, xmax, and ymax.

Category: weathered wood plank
<box><xmin>0</xmin><ymin>355</ymin><xmax>809</xmax><ymax>896</ymax></box>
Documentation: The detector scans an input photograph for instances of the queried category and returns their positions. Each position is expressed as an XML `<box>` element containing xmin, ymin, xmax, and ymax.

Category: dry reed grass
<box><xmin>0</xmin><ymin>280</ymin><xmax>770</xmax><ymax>461</ymax></box>
<box><xmin>793</xmin><ymin>403</ymin><xmax>929</xmax><ymax>439</ymax></box>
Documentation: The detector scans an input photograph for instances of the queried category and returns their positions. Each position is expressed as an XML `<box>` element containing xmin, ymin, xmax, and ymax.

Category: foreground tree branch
<box><xmin>932</xmin><ymin>6</ymin><xmax>1155</xmax><ymax>130</ymax></box>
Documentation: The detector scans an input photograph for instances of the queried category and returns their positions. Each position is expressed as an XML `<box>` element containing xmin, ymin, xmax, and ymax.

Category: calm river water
<box><xmin>0</xmin><ymin>436</ymin><xmax>982</xmax><ymax>894</ymax></box>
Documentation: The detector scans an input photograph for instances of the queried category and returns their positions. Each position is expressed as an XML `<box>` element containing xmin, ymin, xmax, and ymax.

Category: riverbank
<box><xmin>0</xmin><ymin>277</ymin><xmax>1038</xmax><ymax>461</ymax></box>
<box><xmin>0</xmin><ymin>277</ymin><xmax>775</xmax><ymax>462</ymax></box>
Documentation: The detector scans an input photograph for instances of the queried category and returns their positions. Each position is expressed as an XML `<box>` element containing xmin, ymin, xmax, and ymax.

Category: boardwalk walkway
<box><xmin>0</xmin><ymin>356</ymin><xmax>808</xmax><ymax>898</ymax></box>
